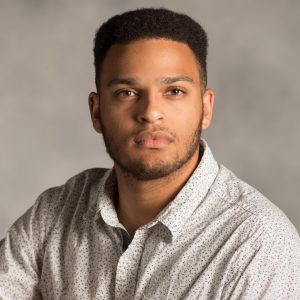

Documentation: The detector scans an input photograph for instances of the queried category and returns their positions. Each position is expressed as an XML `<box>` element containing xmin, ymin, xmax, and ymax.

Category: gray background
<box><xmin>1</xmin><ymin>0</ymin><xmax>299</xmax><ymax>238</ymax></box>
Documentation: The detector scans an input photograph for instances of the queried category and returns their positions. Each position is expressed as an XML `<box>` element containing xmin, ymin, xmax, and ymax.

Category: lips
<box><xmin>134</xmin><ymin>131</ymin><xmax>174</xmax><ymax>148</ymax></box>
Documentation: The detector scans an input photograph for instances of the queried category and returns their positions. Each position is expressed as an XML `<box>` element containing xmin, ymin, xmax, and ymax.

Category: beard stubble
<box><xmin>99</xmin><ymin>112</ymin><xmax>204</xmax><ymax>181</ymax></box>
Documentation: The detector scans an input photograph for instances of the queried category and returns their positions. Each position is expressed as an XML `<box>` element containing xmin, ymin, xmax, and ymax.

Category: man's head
<box><xmin>89</xmin><ymin>8</ymin><xmax>214</xmax><ymax>181</ymax></box>
<box><xmin>93</xmin><ymin>7</ymin><xmax>208</xmax><ymax>92</ymax></box>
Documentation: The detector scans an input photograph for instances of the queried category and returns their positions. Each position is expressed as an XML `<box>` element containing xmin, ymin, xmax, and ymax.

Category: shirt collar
<box><xmin>94</xmin><ymin>139</ymin><xmax>219</xmax><ymax>240</ymax></box>
<box><xmin>94</xmin><ymin>168</ymin><xmax>121</xmax><ymax>228</ymax></box>
<box><xmin>154</xmin><ymin>139</ymin><xmax>219</xmax><ymax>240</ymax></box>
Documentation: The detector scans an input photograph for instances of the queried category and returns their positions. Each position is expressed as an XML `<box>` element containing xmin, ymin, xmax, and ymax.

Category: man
<box><xmin>0</xmin><ymin>7</ymin><xmax>299</xmax><ymax>300</ymax></box>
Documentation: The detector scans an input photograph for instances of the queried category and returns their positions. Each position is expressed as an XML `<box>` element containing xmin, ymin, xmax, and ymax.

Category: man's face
<box><xmin>89</xmin><ymin>38</ymin><xmax>214</xmax><ymax>180</ymax></box>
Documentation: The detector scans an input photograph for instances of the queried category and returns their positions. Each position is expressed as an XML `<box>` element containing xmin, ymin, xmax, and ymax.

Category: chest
<box><xmin>39</xmin><ymin>219</ymin><xmax>237</xmax><ymax>300</ymax></box>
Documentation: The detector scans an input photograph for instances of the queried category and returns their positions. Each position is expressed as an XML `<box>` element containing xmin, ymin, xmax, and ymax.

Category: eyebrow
<box><xmin>160</xmin><ymin>76</ymin><xmax>195</xmax><ymax>85</ymax></box>
<box><xmin>106</xmin><ymin>76</ymin><xmax>195</xmax><ymax>87</ymax></box>
<box><xmin>107</xmin><ymin>78</ymin><xmax>138</xmax><ymax>87</ymax></box>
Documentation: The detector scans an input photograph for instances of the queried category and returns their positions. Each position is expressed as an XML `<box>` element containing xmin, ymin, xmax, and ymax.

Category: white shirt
<box><xmin>1</xmin><ymin>141</ymin><xmax>300</xmax><ymax>299</ymax></box>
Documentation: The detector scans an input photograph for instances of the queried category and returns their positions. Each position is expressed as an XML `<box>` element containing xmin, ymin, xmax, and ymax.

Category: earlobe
<box><xmin>201</xmin><ymin>88</ymin><xmax>215</xmax><ymax>130</ymax></box>
<box><xmin>88</xmin><ymin>92</ymin><xmax>102</xmax><ymax>133</ymax></box>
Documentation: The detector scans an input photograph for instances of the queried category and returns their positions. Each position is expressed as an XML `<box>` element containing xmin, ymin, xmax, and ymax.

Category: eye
<box><xmin>114</xmin><ymin>89</ymin><xmax>138</xmax><ymax>99</ymax></box>
<box><xmin>166</xmin><ymin>87</ymin><xmax>186</xmax><ymax>96</ymax></box>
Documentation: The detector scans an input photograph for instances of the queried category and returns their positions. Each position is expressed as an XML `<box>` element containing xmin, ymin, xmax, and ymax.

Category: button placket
<box><xmin>115</xmin><ymin>229</ymin><xmax>148</xmax><ymax>300</ymax></box>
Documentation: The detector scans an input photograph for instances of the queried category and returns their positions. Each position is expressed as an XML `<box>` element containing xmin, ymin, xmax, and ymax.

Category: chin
<box><xmin>117</xmin><ymin>156</ymin><xmax>185</xmax><ymax>181</ymax></box>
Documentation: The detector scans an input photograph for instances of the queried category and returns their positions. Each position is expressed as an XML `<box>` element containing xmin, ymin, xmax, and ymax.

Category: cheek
<box><xmin>101</xmin><ymin>104</ymin><xmax>120</xmax><ymax>128</ymax></box>
<box><xmin>102</xmin><ymin>100</ymin><xmax>132</xmax><ymax>123</ymax></box>
<box><xmin>171</xmin><ymin>105</ymin><xmax>202</xmax><ymax>131</ymax></box>
<box><xmin>104</xmin><ymin>115</ymin><xmax>132</xmax><ymax>143</ymax></box>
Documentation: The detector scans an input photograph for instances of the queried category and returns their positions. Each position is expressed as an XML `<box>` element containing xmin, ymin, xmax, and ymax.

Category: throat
<box><xmin>114</xmin><ymin>147</ymin><xmax>202</xmax><ymax>236</ymax></box>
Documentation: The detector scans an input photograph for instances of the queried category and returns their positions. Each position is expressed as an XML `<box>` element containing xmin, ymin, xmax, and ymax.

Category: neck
<box><xmin>114</xmin><ymin>147</ymin><xmax>202</xmax><ymax>238</ymax></box>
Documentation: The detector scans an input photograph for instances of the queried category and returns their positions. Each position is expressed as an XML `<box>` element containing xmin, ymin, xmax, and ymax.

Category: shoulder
<box><xmin>208</xmin><ymin>164</ymin><xmax>300</xmax><ymax>270</ymax></box>
<box><xmin>0</xmin><ymin>168</ymin><xmax>110</xmax><ymax>280</ymax></box>
<box><xmin>212</xmin><ymin>164</ymin><xmax>299</xmax><ymax>238</ymax></box>
<box><xmin>211</xmin><ymin>165</ymin><xmax>300</xmax><ymax>297</ymax></box>
<box><xmin>34</xmin><ymin>167</ymin><xmax>109</xmax><ymax>215</ymax></box>
<box><xmin>211</xmin><ymin>163</ymin><xmax>300</xmax><ymax>265</ymax></box>
<box><xmin>37</xmin><ymin>167</ymin><xmax>109</xmax><ymax>201</ymax></box>
<box><xmin>34</xmin><ymin>168</ymin><xmax>108</xmax><ymax>206</ymax></box>
<box><xmin>23</xmin><ymin>168</ymin><xmax>110</xmax><ymax>240</ymax></box>
<box><xmin>48</xmin><ymin>167</ymin><xmax>109</xmax><ymax>193</ymax></box>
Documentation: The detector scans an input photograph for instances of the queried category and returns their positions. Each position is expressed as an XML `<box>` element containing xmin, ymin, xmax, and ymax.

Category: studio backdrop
<box><xmin>0</xmin><ymin>0</ymin><xmax>299</xmax><ymax>237</ymax></box>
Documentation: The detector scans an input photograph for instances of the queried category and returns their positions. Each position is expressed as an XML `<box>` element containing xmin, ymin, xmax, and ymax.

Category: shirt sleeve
<box><xmin>0</xmin><ymin>187</ymin><xmax>60</xmax><ymax>300</ymax></box>
<box><xmin>221</xmin><ymin>217</ymin><xmax>300</xmax><ymax>300</ymax></box>
<box><xmin>0</xmin><ymin>208</ymin><xmax>42</xmax><ymax>299</ymax></box>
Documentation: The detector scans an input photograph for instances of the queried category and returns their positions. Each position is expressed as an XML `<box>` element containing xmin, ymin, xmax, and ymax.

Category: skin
<box><xmin>88</xmin><ymin>38</ymin><xmax>214</xmax><ymax>237</ymax></box>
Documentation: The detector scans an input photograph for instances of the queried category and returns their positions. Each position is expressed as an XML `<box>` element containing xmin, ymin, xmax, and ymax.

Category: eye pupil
<box><xmin>172</xmin><ymin>88</ymin><xmax>182</xmax><ymax>95</ymax></box>
<box><xmin>117</xmin><ymin>90</ymin><xmax>135</xmax><ymax>97</ymax></box>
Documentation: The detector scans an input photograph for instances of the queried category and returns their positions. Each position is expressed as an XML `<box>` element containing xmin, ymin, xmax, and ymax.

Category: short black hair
<box><xmin>93</xmin><ymin>7</ymin><xmax>208</xmax><ymax>90</ymax></box>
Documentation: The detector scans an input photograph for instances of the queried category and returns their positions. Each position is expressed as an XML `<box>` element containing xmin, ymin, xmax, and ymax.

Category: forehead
<box><xmin>100</xmin><ymin>38</ymin><xmax>201</xmax><ymax>86</ymax></box>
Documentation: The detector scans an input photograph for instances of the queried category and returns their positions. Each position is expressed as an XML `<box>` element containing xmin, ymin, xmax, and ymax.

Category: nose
<box><xmin>136</xmin><ymin>92</ymin><xmax>164</xmax><ymax>124</ymax></box>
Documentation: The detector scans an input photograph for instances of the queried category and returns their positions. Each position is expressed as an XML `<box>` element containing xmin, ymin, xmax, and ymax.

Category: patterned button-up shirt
<box><xmin>1</xmin><ymin>141</ymin><xmax>300</xmax><ymax>299</ymax></box>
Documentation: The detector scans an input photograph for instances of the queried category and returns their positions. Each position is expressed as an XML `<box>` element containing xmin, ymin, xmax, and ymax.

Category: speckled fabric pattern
<box><xmin>1</xmin><ymin>141</ymin><xmax>300</xmax><ymax>299</ymax></box>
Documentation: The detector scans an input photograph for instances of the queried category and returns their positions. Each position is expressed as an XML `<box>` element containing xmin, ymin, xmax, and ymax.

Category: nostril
<box><xmin>137</xmin><ymin>114</ymin><xmax>163</xmax><ymax>124</ymax></box>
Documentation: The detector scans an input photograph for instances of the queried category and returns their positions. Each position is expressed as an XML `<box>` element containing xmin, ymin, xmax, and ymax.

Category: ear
<box><xmin>201</xmin><ymin>88</ymin><xmax>215</xmax><ymax>130</ymax></box>
<box><xmin>88</xmin><ymin>92</ymin><xmax>102</xmax><ymax>133</ymax></box>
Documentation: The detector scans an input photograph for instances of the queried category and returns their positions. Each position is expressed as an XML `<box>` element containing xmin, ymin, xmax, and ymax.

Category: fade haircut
<box><xmin>93</xmin><ymin>7</ymin><xmax>208</xmax><ymax>91</ymax></box>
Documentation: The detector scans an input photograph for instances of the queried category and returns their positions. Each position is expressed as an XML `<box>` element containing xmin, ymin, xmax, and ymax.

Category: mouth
<box><xmin>134</xmin><ymin>130</ymin><xmax>174</xmax><ymax>149</ymax></box>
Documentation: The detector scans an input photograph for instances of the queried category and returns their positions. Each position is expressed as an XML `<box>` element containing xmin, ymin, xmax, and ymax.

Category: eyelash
<box><xmin>167</xmin><ymin>87</ymin><xmax>186</xmax><ymax>95</ymax></box>
<box><xmin>114</xmin><ymin>87</ymin><xmax>186</xmax><ymax>98</ymax></box>
<box><xmin>115</xmin><ymin>89</ymin><xmax>137</xmax><ymax>97</ymax></box>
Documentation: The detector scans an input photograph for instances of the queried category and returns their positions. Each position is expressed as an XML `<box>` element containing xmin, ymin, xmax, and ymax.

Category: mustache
<box><xmin>98</xmin><ymin>112</ymin><xmax>177</xmax><ymax>141</ymax></box>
